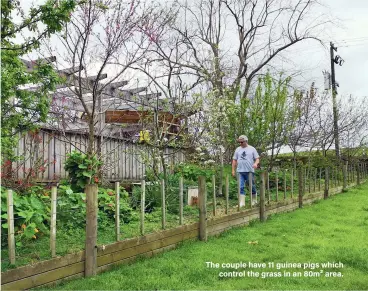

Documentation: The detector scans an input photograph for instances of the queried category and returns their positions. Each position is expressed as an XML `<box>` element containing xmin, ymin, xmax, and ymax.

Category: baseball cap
<box><xmin>237</xmin><ymin>135</ymin><xmax>248</xmax><ymax>141</ymax></box>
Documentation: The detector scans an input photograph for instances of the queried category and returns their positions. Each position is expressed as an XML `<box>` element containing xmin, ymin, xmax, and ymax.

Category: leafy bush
<box><xmin>57</xmin><ymin>185</ymin><xmax>87</xmax><ymax>228</ymax></box>
<box><xmin>98</xmin><ymin>187</ymin><xmax>132</xmax><ymax>223</ymax></box>
<box><xmin>64</xmin><ymin>151</ymin><xmax>102</xmax><ymax>192</ymax></box>
<box><xmin>1</xmin><ymin>187</ymin><xmax>49</xmax><ymax>246</ymax></box>
<box><xmin>57</xmin><ymin>185</ymin><xmax>133</xmax><ymax>229</ymax></box>
<box><xmin>174</xmin><ymin>163</ymin><xmax>215</xmax><ymax>181</ymax></box>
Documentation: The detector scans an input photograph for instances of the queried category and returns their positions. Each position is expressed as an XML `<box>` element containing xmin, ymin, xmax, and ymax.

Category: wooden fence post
<box><xmin>275</xmin><ymin>171</ymin><xmax>279</xmax><ymax>202</ymax></box>
<box><xmin>198</xmin><ymin>176</ymin><xmax>207</xmax><ymax>242</ymax></box>
<box><xmin>115</xmin><ymin>182</ymin><xmax>120</xmax><ymax>241</ymax></box>
<box><xmin>179</xmin><ymin>176</ymin><xmax>183</xmax><ymax>225</ymax></box>
<box><xmin>324</xmin><ymin>168</ymin><xmax>329</xmax><ymax>199</ymax></box>
<box><xmin>357</xmin><ymin>163</ymin><xmax>360</xmax><ymax>186</ymax></box>
<box><xmin>260</xmin><ymin>172</ymin><xmax>266</xmax><ymax>222</ymax></box>
<box><xmin>335</xmin><ymin>168</ymin><xmax>337</xmax><ymax>188</ymax></box>
<box><xmin>308</xmin><ymin>168</ymin><xmax>311</xmax><ymax>193</ymax></box>
<box><xmin>343</xmin><ymin>162</ymin><xmax>347</xmax><ymax>191</ymax></box>
<box><xmin>212</xmin><ymin>175</ymin><xmax>216</xmax><ymax>216</ymax></box>
<box><xmin>85</xmin><ymin>184</ymin><xmax>98</xmax><ymax>277</ymax></box>
<box><xmin>50</xmin><ymin>186</ymin><xmax>57</xmax><ymax>257</ymax></box>
<box><xmin>331</xmin><ymin>168</ymin><xmax>334</xmax><ymax>189</ymax></box>
<box><xmin>225</xmin><ymin>175</ymin><xmax>229</xmax><ymax>215</ymax></box>
<box><xmin>161</xmin><ymin>179</ymin><xmax>166</xmax><ymax>230</ymax></box>
<box><xmin>140</xmin><ymin>180</ymin><xmax>145</xmax><ymax>235</ymax></box>
<box><xmin>7</xmin><ymin>189</ymin><xmax>15</xmax><ymax>265</ymax></box>
<box><xmin>298</xmin><ymin>168</ymin><xmax>303</xmax><ymax>208</ymax></box>
<box><xmin>304</xmin><ymin>168</ymin><xmax>307</xmax><ymax>194</ymax></box>
<box><xmin>237</xmin><ymin>173</ymin><xmax>240</xmax><ymax>212</ymax></box>
<box><xmin>319</xmin><ymin>168</ymin><xmax>321</xmax><ymax>191</ymax></box>
<box><xmin>290</xmin><ymin>169</ymin><xmax>294</xmax><ymax>198</ymax></box>
<box><xmin>249</xmin><ymin>172</ymin><xmax>253</xmax><ymax>208</ymax></box>
<box><xmin>313</xmin><ymin>168</ymin><xmax>317</xmax><ymax>192</ymax></box>
<box><xmin>267</xmin><ymin>171</ymin><xmax>271</xmax><ymax>203</ymax></box>
<box><xmin>283</xmin><ymin>170</ymin><xmax>286</xmax><ymax>199</ymax></box>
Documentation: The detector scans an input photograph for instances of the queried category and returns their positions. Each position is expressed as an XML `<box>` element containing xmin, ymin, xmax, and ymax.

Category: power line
<box><xmin>333</xmin><ymin>36</ymin><xmax>368</xmax><ymax>43</ymax></box>
<box><xmin>337</xmin><ymin>42</ymin><xmax>368</xmax><ymax>48</ymax></box>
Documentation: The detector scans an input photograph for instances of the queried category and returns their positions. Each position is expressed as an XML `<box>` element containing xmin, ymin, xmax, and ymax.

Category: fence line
<box><xmin>2</xmin><ymin>162</ymin><xmax>367</xmax><ymax>288</ymax></box>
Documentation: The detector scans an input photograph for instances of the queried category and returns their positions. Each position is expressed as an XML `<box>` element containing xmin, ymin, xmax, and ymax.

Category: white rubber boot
<box><xmin>240</xmin><ymin>195</ymin><xmax>245</xmax><ymax>207</ymax></box>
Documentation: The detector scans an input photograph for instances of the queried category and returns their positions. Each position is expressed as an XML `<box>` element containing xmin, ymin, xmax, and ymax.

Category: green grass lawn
<box><xmin>42</xmin><ymin>181</ymin><xmax>368</xmax><ymax>290</ymax></box>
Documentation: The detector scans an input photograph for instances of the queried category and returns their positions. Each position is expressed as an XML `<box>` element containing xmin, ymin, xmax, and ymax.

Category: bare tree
<box><xmin>132</xmin><ymin>58</ymin><xmax>203</xmax><ymax>187</ymax></box>
<box><xmin>148</xmin><ymin>0</ymin><xmax>329</xmax><ymax>99</ymax></box>
<box><xmin>36</xmin><ymin>0</ymin><xmax>176</xmax><ymax>182</ymax></box>
<box><xmin>141</xmin><ymin>0</ymin><xmax>331</xmax><ymax>171</ymax></box>
<box><xmin>288</xmin><ymin>83</ymin><xmax>318</xmax><ymax>170</ymax></box>
<box><xmin>297</xmin><ymin>91</ymin><xmax>368</xmax><ymax>165</ymax></box>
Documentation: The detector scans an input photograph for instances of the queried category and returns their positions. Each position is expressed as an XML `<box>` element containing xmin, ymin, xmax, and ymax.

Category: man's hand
<box><xmin>232</xmin><ymin>171</ymin><xmax>236</xmax><ymax>177</ymax></box>
<box><xmin>252</xmin><ymin>163</ymin><xmax>258</xmax><ymax>169</ymax></box>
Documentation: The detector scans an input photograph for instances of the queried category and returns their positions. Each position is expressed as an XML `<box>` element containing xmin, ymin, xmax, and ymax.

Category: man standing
<box><xmin>232</xmin><ymin>135</ymin><xmax>260</xmax><ymax>207</ymax></box>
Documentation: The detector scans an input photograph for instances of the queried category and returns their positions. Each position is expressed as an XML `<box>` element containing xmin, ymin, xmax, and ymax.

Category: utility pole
<box><xmin>330</xmin><ymin>42</ymin><xmax>344</xmax><ymax>160</ymax></box>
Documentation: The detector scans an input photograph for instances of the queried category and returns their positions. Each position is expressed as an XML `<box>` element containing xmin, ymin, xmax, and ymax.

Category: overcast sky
<box><xmin>290</xmin><ymin>0</ymin><xmax>368</xmax><ymax>98</ymax></box>
<box><xmin>21</xmin><ymin>0</ymin><xmax>368</xmax><ymax>99</ymax></box>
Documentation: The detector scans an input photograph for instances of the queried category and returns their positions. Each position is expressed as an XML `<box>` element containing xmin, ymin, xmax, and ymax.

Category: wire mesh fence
<box><xmin>1</xmin><ymin>162</ymin><xmax>367</xmax><ymax>271</ymax></box>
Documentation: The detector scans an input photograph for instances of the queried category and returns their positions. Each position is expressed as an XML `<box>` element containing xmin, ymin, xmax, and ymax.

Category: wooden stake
<box><xmin>343</xmin><ymin>162</ymin><xmax>347</xmax><ymax>191</ymax></box>
<box><xmin>290</xmin><ymin>169</ymin><xmax>294</xmax><ymax>198</ymax></box>
<box><xmin>304</xmin><ymin>167</ymin><xmax>307</xmax><ymax>194</ymax></box>
<box><xmin>50</xmin><ymin>186</ymin><xmax>57</xmax><ymax>257</ymax></box>
<box><xmin>161</xmin><ymin>179</ymin><xmax>166</xmax><ymax>230</ymax></box>
<box><xmin>7</xmin><ymin>189</ymin><xmax>15</xmax><ymax>265</ymax></box>
<box><xmin>140</xmin><ymin>180</ymin><xmax>145</xmax><ymax>235</ymax></box>
<box><xmin>275</xmin><ymin>172</ymin><xmax>279</xmax><ymax>202</ymax></box>
<box><xmin>212</xmin><ymin>175</ymin><xmax>216</xmax><ymax>216</ymax></box>
<box><xmin>298</xmin><ymin>168</ymin><xmax>303</xmax><ymax>208</ymax></box>
<box><xmin>260</xmin><ymin>172</ymin><xmax>266</xmax><ymax>222</ymax></box>
<box><xmin>225</xmin><ymin>175</ymin><xmax>229</xmax><ymax>215</ymax></box>
<box><xmin>237</xmin><ymin>173</ymin><xmax>240</xmax><ymax>212</ymax></box>
<box><xmin>283</xmin><ymin>170</ymin><xmax>286</xmax><ymax>200</ymax></box>
<box><xmin>198</xmin><ymin>176</ymin><xmax>207</xmax><ymax>241</ymax></box>
<box><xmin>324</xmin><ymin>168</ymin><xmax>329</xmax><ymax>199</ymax></box>
<box><xmin>249</xmin><ymin>172</ymin><xmax>253</xmax><ymax>208</ymax></box>
<box><xmin>267</xmin><ymin>171</ymin><xmax>271</xmax><ymax>203</ymax></box>
<box><xmin>85</xmin><ymin>184</ymin><xmax>98</xmax><ymax>277</ymax></box>
<box><xmin>115</xmin><ymin>182</ymin><xmax>120</xmax><ymax>241</ymax></box>
<box><xmin>179</xmin><ymin>176</ymin><xmax>183</xmax><ymax>225</ymax></box>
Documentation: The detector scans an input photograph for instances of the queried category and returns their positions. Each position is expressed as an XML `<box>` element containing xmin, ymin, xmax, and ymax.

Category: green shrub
<box><xmin>64</xmin><ymin>151</ymin><xmax>102</xmax><ymax>192</ymax></box>
<box><xmin>98</xmin><ymin>187</ymin><xmax>132</xmax><ymax>223</ymax></box>
<box><xmin>57</xmin><ymin>185</ymin><xmax>133</xmax><ymax>228</ymax></box>
<box><xmin>174</xmin><ymin>163</ymin><xmax>215</xmax><ymax>181</ymax></box>
<box><xmin>1</xmin><ymin>186</ymin><xmax>49</xmax><ymax>247</ymax></box>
